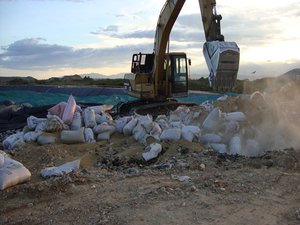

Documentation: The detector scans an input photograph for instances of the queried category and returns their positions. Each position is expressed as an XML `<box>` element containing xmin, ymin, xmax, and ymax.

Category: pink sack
<box><xmin>62</xmin><ymin>95</ymin><xmax>77</xmax><ymax>125</ymax></box>
<box><xmin>48</xmin><ymin>102</ymin><xmax>67</xmax><ymax>118</ymax></box>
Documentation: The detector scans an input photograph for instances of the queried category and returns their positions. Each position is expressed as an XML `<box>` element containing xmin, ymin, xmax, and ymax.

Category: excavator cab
<box><xmin>124</xmin><ymin>52</ymin><xmax>188</xmax><ymax>99</ymax></box>
<box><xmin>168</xmin><ymin>53</ymin><xmax>188</xmax><ymax>97</ymax></box>
<box><xmin>131</xmin><ymin>53</ymin><xmax>154</xmax><ymax>74</ymax></box>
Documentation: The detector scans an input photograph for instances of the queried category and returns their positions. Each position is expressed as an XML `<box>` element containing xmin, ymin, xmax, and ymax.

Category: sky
<box><xmin>0</xmin><ymin>0</ymin><xmax>300</xmax><ymax>80</ymax></box>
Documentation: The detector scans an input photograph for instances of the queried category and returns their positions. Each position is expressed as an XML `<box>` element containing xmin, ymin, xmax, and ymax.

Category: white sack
<box><xmin>210</xmin><ymin>143</ymin><xmax>227</xmax><ymax>154</ymax></box>
<box><xmin>93</xmin><ymin>123</ymin><xmax>115</xmax><ymax>135</ymax></box>
<box><xmin>224</xmin><ymin>112</ymin><xmax>246</xmax><ymax>122</ymax></box>
<box><xmin>224</xmin><ymin>120</ymin><xmax>239</xmax><ymax>134</ymax></box>
<box><xmin>156</xmin><ymin>118</ymin><xmax>169</xmax><ymax>130</ymax></box>
<box><xmin>133</xmin><ymin>123</ymin><xmax>148</xmax><ymax>145</ymax></box>
<box><xmin>0</xmin><ymin>154</ymin><xmax>4</xmax><ymax>167</ymax></box>
<box><xmin>71</xmin><ymin>112</ymin><xmax>82</xmax><ymax>130</ymax></box>
<box><xmin>135</xmin><ymin>113</ymin><xmax>153</xmax><ymax>124</ymax></box>
<box><xmin>141</xmin><ymin>121</ymin><xmax>154</xmax><ymax>133</ymax></box>
<box><xmin>75</xmin><ymin>105</ymin><xmax>82</xmax><ymax>113</ymax></box>
<box><xmin>142</xmin><ymin>143</ymin><xmax>162</xmax><ymax>161</ymax></box>
<box><xmin>200</xmin><ymin>133</ymin><xmax>222</xmax><ymax>144</ymax></box>
<box><xmin>87</xmin><ymin>105</ymin><xmax>113</xmax><ymax>114</ymax></box>
<box><xmin>202</xmin><ymin>108</ymin><xmax>222</xmax><ymax>132</ymax></box>
<box><xmin>95</xmin><ymin>111</ymin><xmax>113</xmax><ymax>124</ymax></box>
<box><xmin>3</xmin><ymin>132</ymin><xmax>25</xmax><ymax>151</ymax></box>
<box><xmin>160</xmin><ymin>128</ymin><xmax>181</xmax><ymax>141</ymax></box>
<box><xmin>170</xmin><ymin>121</ymin><xmax>182</xmax><ymax>129</ymax></box>
<box><xmin>0</xmin><ymin>157</ymin><xmax>31</xmax><ymax>190</ymax></box>
<box><xmin>217</xmin><ymin>95</ymin><xmax>228</xmax><ymax>101</ymax></box>
<box><xmin>83</xmin><ymin>108</ymin><xmax>97</xmax><ymax>128</ymax></box>
<box><xmin>84</xmin><ymin>128</ymin><xmax>95</xmax><ymax>143</ymax></box>
<box><xmin>62</xmin><ymin>95</ymin><xmax>77</xmax><ymax>125</ymax></box>
<box><xmin>123</xmin><ymin>118</ymin><xmax>138</xmax><ymax>136</ymax></box>
<box><xmin>201</xmin><ymin>101</ymin><xmax>214</xmax><ymax>112</ymax></box>
<box><xmin>181</xmin><ymin>125</ymin><xmax>201</xmax><ymax>142</ymax></box>
<box><xmin>37</xmin><ymin>133</ymin><xmax>57</xmax><ymax>145</ymax></box>
<box><xmin>97</xmin><ymin>132</ymin><xmax>112</xmax><ymax>141</ymax></box>
<box><xmin>40</xmin><ymin>159</ymin><xmax>80</xmax><ymax>178</ymax></box>
<box><xmin>150</xmin><ymin>122</ymin><xmax>162</xmax><ymax>136</ymax></box>
<box><xmin>35</xmin><ymin>120</ymin><xmax>47</xmax><ymax>132</ymax></box>
<box><xmin>115</xmin><ymin>116</ymin><xmax>132</xmax><ymax>133</ymax></box>
<box><xmin>23</xmin><ymin>131</ymin><xmax>42</xmax><ymax>143</ymax></box>
<box><xmin>45</xmin><ymin>117</ymin><xmax>63</xmax><ymax>133</ymax></box>
<box><xmin>229</xmin><ymin>135</ymin><xmax>242</xmax><ymax>155</ymax></box>
<box><xmin>169</xmin><ymin>106</ymin><xmax>191</xmax><ymax>123</ymax></box>
<box><xmin>27</xmin><ymin>116</ymin><xmax>46</xmax><ymax>130</ymax></box>
<box><xmin>60</xmin><ymin>128</ymin><xmax>85</xmax><ymax>144</ymax></box>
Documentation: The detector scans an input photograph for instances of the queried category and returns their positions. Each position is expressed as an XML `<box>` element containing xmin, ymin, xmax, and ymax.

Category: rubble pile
<box><xmin>2</xmin><ymin>95</ymin><xmax>262</xmax><ymax>157</ymax></box>
<box><xmin>1</xmin><ymin>87</ymin><xmax>300</xmax><ymax>190</ymax></box>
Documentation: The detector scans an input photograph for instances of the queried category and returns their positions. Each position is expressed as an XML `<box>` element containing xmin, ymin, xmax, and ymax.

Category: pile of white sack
<box><xmin>2</xmin><ymin>95</ymin><xmax>263</xmax><ymax>157</ymax></box>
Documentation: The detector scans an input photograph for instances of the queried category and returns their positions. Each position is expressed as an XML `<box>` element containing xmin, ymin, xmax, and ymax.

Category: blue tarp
<box><xmin>0</xmin><ymin>85</ymin><xmax>229</xmax><ymax>132</ymax></box>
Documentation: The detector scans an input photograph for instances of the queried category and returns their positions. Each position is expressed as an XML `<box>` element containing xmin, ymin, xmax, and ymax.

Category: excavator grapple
<box><xmin>203</xmin><ymin>41</ymin><xmax>240</xmax><ymax>92</ymax></box>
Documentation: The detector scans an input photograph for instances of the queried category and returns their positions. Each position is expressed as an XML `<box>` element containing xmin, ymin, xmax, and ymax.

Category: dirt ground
<box><xmin>1</xmin><ymin>133</ymin><xmax>300</xmax><ymax>225</ymax></box>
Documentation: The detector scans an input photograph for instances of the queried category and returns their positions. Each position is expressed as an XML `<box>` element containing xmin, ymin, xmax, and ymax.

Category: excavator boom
<box><xmin>153</xmin><ymin>0</ymin><xmax>186</xmax><ymax>98</ymax></box>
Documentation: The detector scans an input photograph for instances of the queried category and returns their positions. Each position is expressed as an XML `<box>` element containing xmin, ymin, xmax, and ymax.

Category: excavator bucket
<box><xmin>203</xmin><ymin>41</ymin><xmax>240</xmax><ymax>92</ymax></box>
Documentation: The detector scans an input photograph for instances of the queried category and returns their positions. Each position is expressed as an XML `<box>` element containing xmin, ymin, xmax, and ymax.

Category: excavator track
<box><xmin>112</xmin><ymin>99</ymin><xmax>196</xmax><ymax>118</ymax></box>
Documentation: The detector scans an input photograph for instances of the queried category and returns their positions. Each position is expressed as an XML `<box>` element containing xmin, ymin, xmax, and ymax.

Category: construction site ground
<box><xmin>1</xmin><ymin>135</ymin><xmax>300</xmax><ymax>225</ymax></box>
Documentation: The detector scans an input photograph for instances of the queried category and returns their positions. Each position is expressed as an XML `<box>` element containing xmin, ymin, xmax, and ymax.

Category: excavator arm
<box><xmin>198</xmin><ymin>0</ymin><xmax>240</xmax><ymax>91</ymax></box>
<box><xmin>153</xmin><ymin>0</ymin><xmax>186</xmax><ymax>98</ymax></box>
<box><xmin>198</xmin><ymin>0</ymin><xmax>224</xmax><ymax>41</ymax></box>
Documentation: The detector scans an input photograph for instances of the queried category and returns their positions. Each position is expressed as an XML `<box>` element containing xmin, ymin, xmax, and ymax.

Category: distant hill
<box><xmin>280</xmin><ymin>68</ymin><xmax>300</xmax><ymax>80</ymax></box>
<box><xmin>0</xmin><ymin>76</ymin><xmax>37</xmax><ymax>85</ymax></box>
<box><xmin>80</xmin><ymin>73</ymin><xmax>124</xmax><ymax>79</ymax></box>
<box><xmin>0</xmin><ymin>76</ymin><xmax>36</xmax><ymax>82</ymax></box>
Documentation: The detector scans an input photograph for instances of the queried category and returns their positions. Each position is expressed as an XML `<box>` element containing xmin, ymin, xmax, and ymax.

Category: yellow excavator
<box><xmin>124</xmin><ymin>0</ymin><xmax>240</xmax><ymax>101</ymax></box>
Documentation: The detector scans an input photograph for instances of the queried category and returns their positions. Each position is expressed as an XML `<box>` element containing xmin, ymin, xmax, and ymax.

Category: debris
<box><xmin>217</xmin><ymin>95</ymin><xmax>228</xmax><ymax>101</ymax></box>
<box><xmin>153</xmin><ymin>162</ymin><xmax>171</xmax><ymax>169</ymax></box>
<box><xmin>142</xmin><ymin>143</ymin><xmax>162</xmax><ymax>161</ymax></box>
<box><xmin>200</xmin><ymin>163</ymin><xmax>206</xmax><ymax>170</ymax></box>
<box><xmin>40</xmin><ymin>159</ymin><xmax>81</xmax><ymax>178</ymax></box>
<box><xmin>171</xmin><ymin>174</ymin><xmax>191</xmax><ymax>182</ymax></box>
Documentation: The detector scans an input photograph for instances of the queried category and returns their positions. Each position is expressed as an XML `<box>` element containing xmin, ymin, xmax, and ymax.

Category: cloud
<box><xmin>90</xmin><ymin>25</ymin><xmax>119</xmax><ymax>35</ymax></box>
<box><xmin>0</xmin><ymin>38</ymin><xmax>152</xmax><ymax>70</ymax></box>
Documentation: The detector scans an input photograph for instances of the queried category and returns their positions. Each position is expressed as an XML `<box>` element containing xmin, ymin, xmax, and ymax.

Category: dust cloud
<box><xmin>246</xmin><ymin>80</ymin><xmax>300</xmax><ymax>152</ymax></box>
